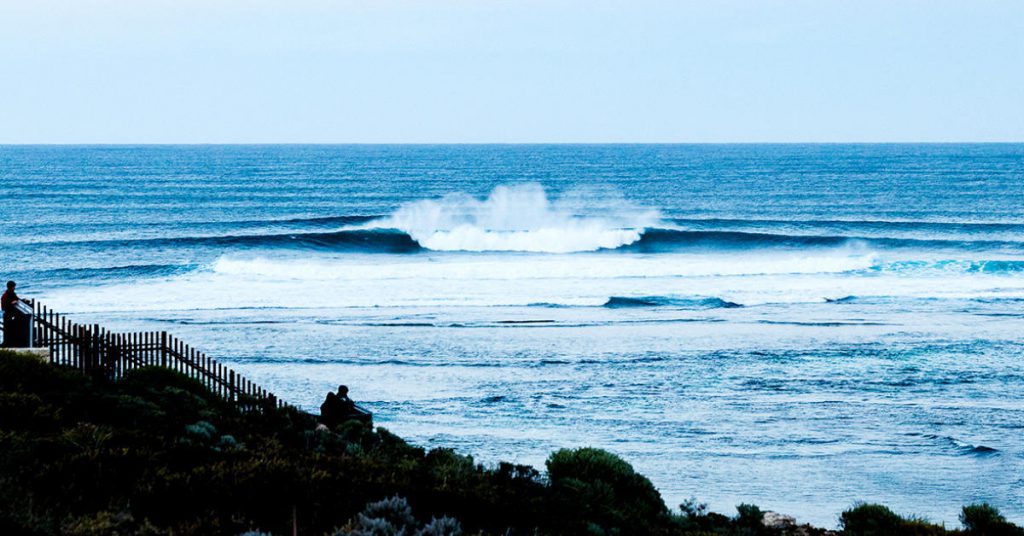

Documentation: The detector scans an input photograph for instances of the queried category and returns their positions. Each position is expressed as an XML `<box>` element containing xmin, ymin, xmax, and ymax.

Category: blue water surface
<box><xmin>2</xmin><ymin>144</ymin><xmax>1023</xmax><ymax>526</ymax></box>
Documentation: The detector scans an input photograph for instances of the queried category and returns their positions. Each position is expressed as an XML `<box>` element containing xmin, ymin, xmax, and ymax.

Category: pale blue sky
<box><xmin>1</xmin><ymin>0</ymin><xmax>1022</xmax><ymax>143</ymax></box>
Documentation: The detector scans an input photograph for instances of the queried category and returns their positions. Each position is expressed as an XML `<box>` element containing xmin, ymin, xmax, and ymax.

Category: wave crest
<box><xmin>377</xmin><ymin>183</ymin><xmax>660</xmax><ymax>253</ymax></box>
<box><xmin>603</xmin><ymin>296</ymin><xmax>743</xmax><ymax>309</ymax></box>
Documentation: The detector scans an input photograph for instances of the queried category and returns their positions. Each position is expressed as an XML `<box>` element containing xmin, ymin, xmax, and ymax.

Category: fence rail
<box><xmin>13</xmin><ymin>301</ymin><xmax>289</xmax><ymax>413</ymax></box>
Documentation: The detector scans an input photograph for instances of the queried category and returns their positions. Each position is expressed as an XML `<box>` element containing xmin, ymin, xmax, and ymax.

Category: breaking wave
<box><xmin>29</xmin><ymin>184</ymin><xmax>1024</xmax><ymax>259</ymax></box>
<box><xmin>603</xmin><ymin>296</ymin><xmax>742</xmax><ymax>309</ymax></box>
<box><xmin>376</xmin><ymin>183</ymin><xmax>661</xmax><ymax>253</ymax></box>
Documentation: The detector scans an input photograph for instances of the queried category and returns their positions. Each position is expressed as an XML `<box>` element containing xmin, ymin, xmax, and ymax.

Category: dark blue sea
<box><xmin>2</xmin><ymin>144</ymin><xmax>1023</xmax><ymax>525</ymax></box>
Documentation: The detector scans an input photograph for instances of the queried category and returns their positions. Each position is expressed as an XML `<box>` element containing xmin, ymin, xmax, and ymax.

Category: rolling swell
<box><xmin>44</xmin><ymin>228</ymin><xmax>424</xmax><ymax>253</ymax></box>
<box><xmin>35</xmin><ymin>225</ymin><xmax>1024</xmax><ymax>257</ymax></box>
<box><xmin>9</xmin><ymin>263</ymin><xmax>198</xmax><ymax>286</ymax></box>
<box><xmin>603</xmin><ymin>296</ymin><xmax>742</xmax><ymax>309</ymax></box>
<box><xmin>623</xmin><ymin>228</ymin><xmax>1024</xmax><ymax>253</ymax></box>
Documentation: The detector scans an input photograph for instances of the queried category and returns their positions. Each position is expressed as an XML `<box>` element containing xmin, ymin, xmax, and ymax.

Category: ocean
<box><xmin>2</xmin><ymin>144</ymin><xmax>1022</xmax><ymax>526</ymax></box>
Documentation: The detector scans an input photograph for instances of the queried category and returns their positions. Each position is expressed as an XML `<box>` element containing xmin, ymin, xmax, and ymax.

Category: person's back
<box><xmin>320</xmin><ymin>391</ymin><xmax>340</xmax><ymax>426</ymax></box>
<box><xmin>1</xmin><ymin>281</ymin><xmax>17</xmax><ymax>312</ymax></box>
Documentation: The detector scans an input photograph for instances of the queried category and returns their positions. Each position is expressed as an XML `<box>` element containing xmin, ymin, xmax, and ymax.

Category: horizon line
<box><xmin>2</xmin><ymin>141</ymin><xmax>1023</xmax><ymax>147</ymax></box>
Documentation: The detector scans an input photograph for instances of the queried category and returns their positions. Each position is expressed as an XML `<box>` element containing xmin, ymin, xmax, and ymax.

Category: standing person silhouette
<box><xmin>2</xmin><ymin>281</ymin><xmax>28</xmax><ymax>348</ymax></box>
<box><xmin>1</xmin><ymin>281</ymin><xmax>20</xmax><ymax>313</ymax></box>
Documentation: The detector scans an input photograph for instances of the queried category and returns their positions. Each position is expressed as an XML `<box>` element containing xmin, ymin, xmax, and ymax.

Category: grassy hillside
<box><xmin>0</xmin><ymin>349</ymin><xmax>1019</xmax><ymax>535</ymax></box>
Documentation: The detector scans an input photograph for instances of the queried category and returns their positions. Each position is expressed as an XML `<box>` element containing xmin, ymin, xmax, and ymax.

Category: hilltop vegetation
<box><xmin>0</xmin><ymin>349</ymin><xmax>1019</xmax><ymax>535</ymax></box>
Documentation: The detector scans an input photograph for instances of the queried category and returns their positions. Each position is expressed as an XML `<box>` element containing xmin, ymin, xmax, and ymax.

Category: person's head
<box><xmin>5</xmin><ymin>281</ymin><xmax>13</xmax><ymax>291</ymax></box>
<box><xmin>337</xmin><ymin>385</ymin><xmax>349</xmax><ymax>396</ymax></box>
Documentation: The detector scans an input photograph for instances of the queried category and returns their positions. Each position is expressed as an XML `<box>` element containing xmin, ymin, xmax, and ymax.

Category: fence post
<box><xmin>267</xmin><ymin>394</ymin><xmax>277</xmax><ymax>414</ymax></box>
<box><xmin>160</xmin><ymin>331</ymin><xmax>167</xmax><ymax>368</ymax></box>
<box><xmin>80</xmin><ymin>325</ymin><xmax>90</xmax><ymax>372</ymax></box>
<box><xmin>93</xmin><ymin>324</ymin><xmax>102</xmax><ymax>376</ymax></box>
<box><xmin>229</xmin><ymin>371</ymin><xmax>236</xmax><ymax>404</ymax></box>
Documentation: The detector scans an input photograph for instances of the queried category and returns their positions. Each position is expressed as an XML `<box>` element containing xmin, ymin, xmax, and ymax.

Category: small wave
<box><xmin>922</xmin><ymin>434</ymin><xmax>1001</xmax><ymax>457</ymax></box>
<box><xmin>160</xmin><ymin>319</ymin><xmax>288</xmax><ymax>325</ymax></box>
<box><xmin>603</xmin><ymin>296</ymin><xmax>664</xmax><ymax>308</ymax></box>
<box><xmin>364</xmin><ymin>322</ymin><xmax>436</xmax><ymax>327</ymax></box>
<box><xmin>826</xmin><ymin>296</ymin><xmax>858</xmax><ymax>303</ymax></box>
<box><xmin>19</xmin><ymin>263</ymin><xmax>198</xmax><ymax>284</ymax></box>
<box><xmin>758</xmin><ymin>320</ymin><xmax>886</xmax><ymax>327</ymax></box>
<box><xmin>625</xmin><ymin>229</ymin><xmax>1024</xmax><ymax>254</ymax></box>
<box><xmin>964</xmin><ymin>445</ymin><xmax>1000</xmax><ymax>456</ymax></box>
<box><xmin>195</xmin><ymin>229</ymin><xmax>422</xmax><ymax>253</ymax></box>
<box><xmin>192</xmin><ymin>214</ymin><xmax>380</xmax><ymax>230</ymax></box>
<box><xmin>973</xmin><ymin>312</ymin><xmax>1024</xmax><ymax>318</ymax></box>
<box><xmin>603</xmin><ymin>296</ymin><xmax>742</xmax><ymax>309</ymax></box>
<box><xmin>263</xmin><ymin>215</ymin><xmax>379</xmax><ymax>226</ymax></box>
<box><xmin>668</xmin><ymin>216</ymin><xmax>1024</xmax><ymax>233</ymax></box>
<box><xmin>874</xmin><ymin>259</ymin><xmax>1024</xmax><ymax>274</ymax></box>
<box><xmin>40</xmin><ymin>228</ymin><xmax>423</xmax><ymax>254</ymax></box>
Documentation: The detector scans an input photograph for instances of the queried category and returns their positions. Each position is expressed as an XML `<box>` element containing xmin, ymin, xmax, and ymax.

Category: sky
<box><xmin>1</xmin><ymin>0</ymin><xmax>1022</xmax><ymax>143</ymax></box>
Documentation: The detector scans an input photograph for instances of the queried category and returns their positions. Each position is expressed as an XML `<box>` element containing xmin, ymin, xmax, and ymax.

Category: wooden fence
<box><xmin>12</xmin><ymin>301</ymin><xmax>289</xmax><ymax>413</ymax></box>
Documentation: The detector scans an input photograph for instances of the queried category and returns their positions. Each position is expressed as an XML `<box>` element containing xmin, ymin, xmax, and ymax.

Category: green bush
<box><xmin>670</xmin><ymin>497</ymin><xmax>741</xmax><ymax>534</ymax></box>
<box><xmin>962</xmin><ymin>503</ymin><xmax>1004</xmax><ymax>532</ymax></box>
<box><xmin>961</xmin><ymin>503</ymin><xmax>1023</xmax><ymax>535</ymax></box>
<box><xmin>841</xmin><ymin>503</ymin><xmax>905</xmax><ymax>535</ymax></box>
<box><xmin>735</xmin><ymin>503</ymin><xmax>764</xmax><ymax>527</ymax></box>
<box><xmin>546</xmin><ymin>447</ymin><xmax>668</xmax><ymax>535</ymax></box>
<box><xmin>840</xmin><ymin>503</ymin><xmax>949</xmax><ymax>536</ymax></box>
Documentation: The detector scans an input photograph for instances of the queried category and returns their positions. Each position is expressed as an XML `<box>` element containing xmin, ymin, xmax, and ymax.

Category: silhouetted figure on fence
<box><xmin>2</xmin><ymin>281</ymin><xmax>34</xmax><ymax>349</ymax></box>
<box><xmin>319</xmin><ymin>384</ymin><xmax>371</xmax><ymax>427</ymax></box>
<box><xmin>2</xmin><ymin>281</ymin><xmax>20</xmax><ymax>313</ymax></box>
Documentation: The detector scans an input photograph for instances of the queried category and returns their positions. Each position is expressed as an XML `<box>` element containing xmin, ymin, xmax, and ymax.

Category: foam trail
<box><xmin>210</xmin><ymin>252</ymin><xmax>880</xmax><ymax>280</ymax></box>
<box><xmin>378</xmin><ymin>183</ymin><xmax>661</xmax><ymax>253</ymax></box>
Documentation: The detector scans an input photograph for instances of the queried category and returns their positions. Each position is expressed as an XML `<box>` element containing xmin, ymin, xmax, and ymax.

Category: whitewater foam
<box><xmin>209</xmin><ymin>251</ymin><xmax>879</xmax><ymax>281</ymax></box>
<box><xmin>376</xmin><ymin>183</ymin><xmax>660</xmax><ymax>253</ymax></box>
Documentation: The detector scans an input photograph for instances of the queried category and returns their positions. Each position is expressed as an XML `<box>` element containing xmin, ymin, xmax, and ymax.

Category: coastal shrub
<box><xmin>679</xmin><ymin>497</ymin><xmax>709</xmax><ymax>519</ymax></box>
<box><xmin>672</xmin><ymin>497</ymin><xmax>734</xmax><ymax>533</ymax></box>
<box><xmin>416</xmin><ymin>516</ymin><xmax>462</xmax><ymax>536</ymax></box>
<box><xmin>960</xmin><ymin>503</ymin><xmax>1023</xmax><ymax>535</ymax></box>
<box><xmin>332</xmin><ymin>497</ymin><xmax>463</xmax><ymax>536</ymax></box>
<box><xmin>0</xmin><ymin>392</ymin><xmax>61</xmax><ymax>429</ymax></box>
<box><xmin>424</xmin><ymin>448</ymin><xmax>476</xmax><ymax>488</ymax></box>
<box><xmin>334</xmin><ymin>496</ymin><xmax>437</xmax><ymax>536</ymax></box>
<box><xmin>899</xmin><ymin>518</ymin><xmax>949</xmax><ymax>536</ymax></box>
<box><xmin>840</xmin><ymin>503</ymin><xmax>947</xmax><ymax>535</ymax></box>
<box><xmin>546</xmin><ymin>447</ymin><xmax>668</xmax><ymax>535</ymax></box>
<box><xmin>840</xmin><ymin>503</ymin><xmax>904</xmax><ymax>535</ymax></box>
<box><xmin>216</xmin><ymin>434</ymin><xmax>239</xmax><ymax>451</ymax></box>
<box><xmin>732</xmin><ymin>502</ymin><xmax>784</xmax><ymax>535</ymax></box>
<box><xmin>495</xmin><ymin>461</ymin><xmax>541</xmax><ymax>483</ymax></box>
<box><xmin>735</xmin><ymin>503</ymin><xmax>764</xmax><ymax>526</ymax></box>
<box><xmin>184</xmin><ymin>420</ymin><xmax>217</xmax><ymax>440</ymax></box>
<box><xmin>360</xmin><ymin>496</ymin><xmax>417</xmax><ymax>528</ymax></box>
